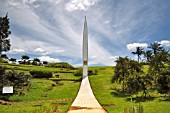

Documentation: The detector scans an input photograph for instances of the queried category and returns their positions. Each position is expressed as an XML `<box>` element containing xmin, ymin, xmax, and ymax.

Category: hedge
<box><xmin>30</xmin><ymin>70</ymin><xmax>52</xmax><ymax>78</ymax></box>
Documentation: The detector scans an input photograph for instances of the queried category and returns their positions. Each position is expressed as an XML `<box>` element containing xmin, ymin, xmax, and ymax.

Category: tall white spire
<box><xmin>83</xmin><ymin>16</ymin><xmax>88</xmax><ymax>78</ymax></box>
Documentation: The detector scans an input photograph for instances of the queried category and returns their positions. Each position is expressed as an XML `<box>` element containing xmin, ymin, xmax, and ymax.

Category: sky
<box><xmin>0</xmin><ymin>0</ymin><xmax>170</xmax><ymax>66</ymax></box>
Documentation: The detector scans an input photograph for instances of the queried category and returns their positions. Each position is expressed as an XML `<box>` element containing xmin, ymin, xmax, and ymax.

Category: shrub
<box><xmin>74</xmin><ymin>68</ymin><xmax>97</xmax><ymax>76</ymax></box>
<box><xmin>74</xmin><ymin>68</ymin><xmax>82</xmax><ymax>76</ymax></box>
<box><xmin>30</xmin><ymin>70</ymin><xmax>52</xmax><ymax>78</ymax></box>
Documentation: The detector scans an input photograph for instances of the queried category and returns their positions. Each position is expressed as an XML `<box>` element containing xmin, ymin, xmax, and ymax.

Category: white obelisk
<box><xmin>83</xmin><ymin>16</ymin><xmax>88</xmax><ymax>78</ymax></box>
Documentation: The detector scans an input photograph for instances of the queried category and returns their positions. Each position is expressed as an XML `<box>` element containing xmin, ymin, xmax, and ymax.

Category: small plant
<box><xmin>123</xmin><ymin>104</ymin><xmax>144</xmax><ymax>113</ymax></box>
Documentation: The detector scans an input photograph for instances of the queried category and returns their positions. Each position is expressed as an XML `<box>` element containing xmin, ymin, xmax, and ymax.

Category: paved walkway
<box><xmin>67</xmin><ymin>76</ymin><xmax>107</xmax><ymax>113</ymax></box>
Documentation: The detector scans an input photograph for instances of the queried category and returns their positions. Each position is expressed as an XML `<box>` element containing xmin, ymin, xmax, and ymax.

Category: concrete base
<box><xmin>67</xmin><ymin>77</ymin><xmax>107</xmax><ymax>113</ymax></box>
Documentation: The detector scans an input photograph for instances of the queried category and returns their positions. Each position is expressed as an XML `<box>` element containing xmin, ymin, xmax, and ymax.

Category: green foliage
<box><xmin>74</xmin><ymin>68</ymin><xmax>82</xmax><ymax>76</ymax></box>
<box><xmin>113</xmin><ymin>57</ymin><xmax>152</xmax><ymax>97</ymax></box>
<box><xmin>114</xmin><ymin>42</ymin><xmax>170</xmax><ymax>97</ymax></box>
<box><xmin>157</xmin><ymin>71</ymin><xmax>170</xmax><ymax>93</ymax></box>
<box><xmin>0</xmin><ymin>13</ymin><xmax>11</xmax><ymax>54</ymax></box>
<box><xmin>21</xmin><ymin>55</ymin><xmax>30</xmax><ymax>64</ymax></box>
<box><xmin>144</xmin><ymin>50</ymin><xmax>152</xmax><ymax>63</ymax></box>
<box><xmin>9</xmin><ymin>58</ymin><xmax>16</xmax><ymax>62</ymax></box>
<box><xmin>43</xmin><ymin>61</ymin><xmax>48</xmax><ymax>65</ymax></box>
<box><xmin>124</xmin><ymin>104</ymin><xmax>144</xmax><ymax>113</ymax></box>
<box><xmin>30</xmin><ymin>70</ymin><xmax>52</xmax><ymax>78</ymax></box>
<box><xmin>148</xmin><ymin>42</ymin><xmax>163</xmax><ymax>55</ymax></box>
<box><xmin>126</xmin><ymin>75</ymin><xmax>152</xmax><ymax>97</ymax></box>
<box><xmin>32</xmin><ymin>58</ymin><xmax>42</xmax><ymax>66</ymax></box>
<box><xmin>74</xmin><ymin>68</ymin><xmax>98</xmax><ymax>76</ymax></box>
<box><xmin>45</xmin><ymin>62</ymin><xmax>74</xmax><ymax>69</ymax></box>
<box><xmin>112</xmin><ymin>57</ymin><xmax>130</xmax><ymax>91</ymax></box>
<box><xmin>21</xmin><ymin>55</ymin><xmax>30</xmax><ymax>60</ymax></box>
<box><xmin>144</xmin><ymin>43</ymin><xmax>170</xmax><ymax>95</ymax></box>
<box><xmin>1</xmin><ymin>54</ymin><xmax>8</xmax><ymax>59</ymax></box>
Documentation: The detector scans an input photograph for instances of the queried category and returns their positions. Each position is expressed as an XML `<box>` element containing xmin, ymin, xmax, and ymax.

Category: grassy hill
<box><xmin>0</xmin><ymin>64</ymin><xmax>169</xmax><ymax>113</ymax></box>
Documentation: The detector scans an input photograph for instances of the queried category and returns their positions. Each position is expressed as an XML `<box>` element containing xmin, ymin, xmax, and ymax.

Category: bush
<box><xmin>30</xmin><ymin>70</ymin><xmax>52</xmax><ymax>78</ymax></box>
<box><xmin>45</xmin><ymin>62</ymin><xmax>74</xmax><ymax>69</ymax></box>
<box><xmin>74</xmin><ymin>68</ymin><xmax>82</xmax><ymax>76</ymax></box>
<box><xmin>74</xmin><ymin>68</ymin><xmax>97</xmax><ymax>76</ymax></box>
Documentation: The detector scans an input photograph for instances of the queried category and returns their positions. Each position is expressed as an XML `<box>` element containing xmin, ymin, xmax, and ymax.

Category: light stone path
<box><xmin>67</xmin><ymin>76</ymin><xmax>107</xmax><ymax>113</ymax></box>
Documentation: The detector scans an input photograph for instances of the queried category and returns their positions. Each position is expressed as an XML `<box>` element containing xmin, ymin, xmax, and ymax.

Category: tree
<box><xmin>148</xmin><ymin>42</ymin><xmax>163</xmax><ymax>55</ymax></box>
<box><xmin>32</xmin><ymin>58</ymin><xmax>41</xmax><ymax>65</ymax></box>
<box><xmin>0</xmin><ymin>54</ymin><xmax>8</xmax><ymax>59</ymax></box>
<box><xmin>148</xmin><ymin>48</ymin><xmax>170</xmax><ymax>81</ymax></box>
<box><xmin>43</xmin><ymin>61</ymin><xmax>48</xmax><ymax>65</ymax></box>
<box><xmin>132</xmin><ymin>47</ymin><xmax>144</xmax><ymax>62</ymax></box>
<box><xmin>9</xmin><ymin>58</ymin><xmax>16</xmax><ymax>63</ymax></box>
<box><xmin>21</xmin><ymin>55</ymin><xmax>30</xmax><ymax>64</ymax></box>
<box><xmin>157</xmin><ymin>71</ymin><xmax>170</xmax><ymax>93</ymax></box>
<box><xmin>144</xmin><ymin>50</ymin><xmax>152</xmax><ymax>63</ymax></box>
<box><xmin>112</xmin><ymin>57</ymin><xmax>130</xmax><ymax>92</ymax></box>
<box><xmin>0</xmin><ymin>13</ymin><xmax>11</xmax><ymax>55</ymax></box>
<box><xmin>125</xmin><ymin>60</ymin><xmax>150</xmax><ymax>96</ymax></box>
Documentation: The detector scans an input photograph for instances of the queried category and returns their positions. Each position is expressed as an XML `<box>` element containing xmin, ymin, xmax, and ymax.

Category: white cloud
<box><xmin>54</xmin><ymin>50</ymin><xmax>65</xmax><ymax>53</ymax></box>
<box><xmin>109</xmin><ymin>56</ymin><xmax>119</xmax><ymax>59</ymax></box>
<box><xmin>90</xmin><ymin>55</ymin><xmax>96</xmax><ymax>59</ymax></box>
<box><xmin>9</xmin><ymin>48</ymin><xmax>25</xmax><ymax>54</ymax></box>
<box><xmin>35</xmin><ymin>48</ymin><xmax>45</xmax><ymax>53</ymax></box>
<box><xmin>39</xmin><ymin>56</ymin><xmax>60</xmax><ymax>62</ymax></box>
<box><xmin>65</xmin><ymin>0</ymin><xmax>98</xmax><ymax>12</ymax></box>
<box><xmin>159</xmin><ymin>40</ymin><xmax>170</xmax><ymax>46</ymax></box>
<box><xmin>127</xmin><ymin>43</ymin><xmax>148</xmax><ymax>50</ymax></box>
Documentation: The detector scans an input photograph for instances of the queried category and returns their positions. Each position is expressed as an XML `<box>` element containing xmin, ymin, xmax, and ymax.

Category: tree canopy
<box><xmin>0</xmin><ymin>13</ymin><xmax>11</xmax><ymax>54</ymax></box>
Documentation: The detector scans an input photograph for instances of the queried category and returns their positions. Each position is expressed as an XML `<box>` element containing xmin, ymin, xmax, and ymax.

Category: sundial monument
<box><xmin>67</xmin><ymin>16</ymin><xmax>107</xmax><ymax>113</ymax></box>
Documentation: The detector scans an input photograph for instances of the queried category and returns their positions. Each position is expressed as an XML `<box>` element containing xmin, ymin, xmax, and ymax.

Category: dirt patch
<box><xmin>0</xmin><ymin>100</ymin><xmax>13</xmax><ymax>105</ymax></box>
<box><xmin>54</xmin><ymin>110</ymin><xmax>60</xmax><ymax>113</ymax></box>
<box><xmin>102</xmin><ymin>104</ymin><xmax>116</xmax><ymax>107</ymax></box>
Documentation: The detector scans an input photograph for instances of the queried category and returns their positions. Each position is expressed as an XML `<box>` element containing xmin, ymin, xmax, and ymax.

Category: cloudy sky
<box><xmin>0</xmin><ymin>0</ymin><xmax>170</xmax><ymax>66</ymax></box>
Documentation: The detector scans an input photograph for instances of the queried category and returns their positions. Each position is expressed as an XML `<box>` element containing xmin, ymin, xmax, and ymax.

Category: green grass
<box><xmin>0</xmin><ymin>78</ymin><xmax>80</xmax><ymax>113</ymax></box>
<box><xmin>89</xmin><ymin>66</ymin><xmax>170</xmax><ymax>113</ymax></box>
<box><xmin>0</xmin><ymin>64</ymin><xmax>169</xmax><ymax>113</ymax></box>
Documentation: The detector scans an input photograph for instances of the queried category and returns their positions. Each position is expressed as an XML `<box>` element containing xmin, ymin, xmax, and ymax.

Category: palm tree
<box><xmin>148</xmin><ymin>42</ymin><xmax>163</xmax><ymax>55</ymax></box>
<box><xmin>132</xmin><ymin>47</ymin><xmax>144</xmax><ymax>62</ymax></box>
<box><xmin>144</xmin><ymin>50</ymin><xmax>152</xmax><ymax>63</ymax></box>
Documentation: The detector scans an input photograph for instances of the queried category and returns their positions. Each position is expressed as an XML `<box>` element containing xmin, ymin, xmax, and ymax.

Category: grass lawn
<box><xmin>89</xmin><ymin>66</ymin><xmax>170</xmax><ymax>113</ymax></box>
<box><xmin>0</xmin><ymin>64</ymin><xmax>169</xmax><ymax>113</ymax></box>
<box><xmin>0</xmin><ymin>79</ymin><xmax>80</xmax><ymax>113</ymax></box>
